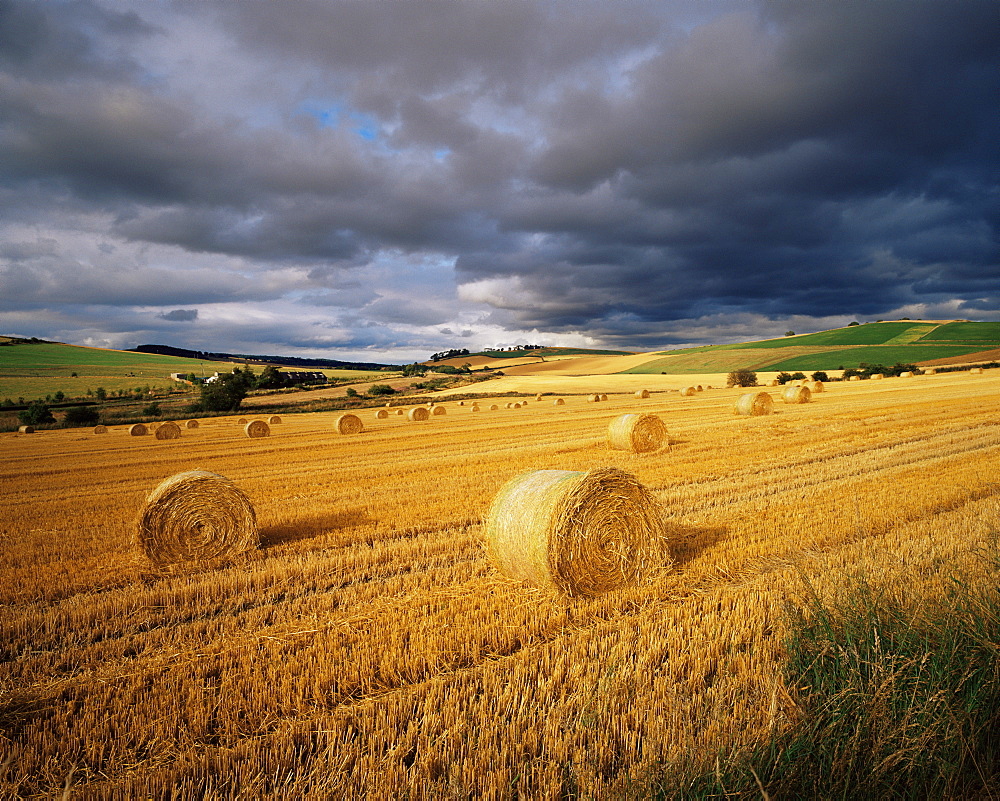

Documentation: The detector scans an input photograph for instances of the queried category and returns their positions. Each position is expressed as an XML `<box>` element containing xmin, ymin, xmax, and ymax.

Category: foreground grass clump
<box><xmin>668</xmin><ymin>556</ymin><xmax>1000</xmax><ymax>799</ymax></box>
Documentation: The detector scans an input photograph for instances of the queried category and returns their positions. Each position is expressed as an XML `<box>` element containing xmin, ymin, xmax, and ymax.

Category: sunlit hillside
<box><xmin>4</xmin><ymin>368</ymin><xmax>1000</xmax><ymax>796</ymax></box>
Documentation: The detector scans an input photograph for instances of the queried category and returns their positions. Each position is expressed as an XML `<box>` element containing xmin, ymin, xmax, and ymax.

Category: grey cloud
<box><xmin>159</xmin><ymin>308</ymin><xmax>197</xmax><ymax>322</ymax></box>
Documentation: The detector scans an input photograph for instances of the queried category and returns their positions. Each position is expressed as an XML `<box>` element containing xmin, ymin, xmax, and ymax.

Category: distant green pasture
<box><xmin>918</xmin><ymin>321</ymin><xmax>1000</xmax><ymax>343</ymax></box>
<box><xmin>762</xmin><ymin>345</ymin><xmax>983</xmax><ymax>372</ymax></box>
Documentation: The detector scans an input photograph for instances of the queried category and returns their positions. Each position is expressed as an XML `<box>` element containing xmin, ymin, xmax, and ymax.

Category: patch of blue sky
<box><xmin>298</xmin><ymin>101</ymin><xmax>381</xmax><ymax>141</ymax></box>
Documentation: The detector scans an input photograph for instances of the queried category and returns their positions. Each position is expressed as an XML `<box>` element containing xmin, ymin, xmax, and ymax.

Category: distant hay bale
<box><xmin>680</xmin><ymin>386</ymin><xmax>696</xmax><ymax>396</ymax></box>
<box><xmin>432</xmin><ymin>405</ymin><xmax>446</xmax><ymax>416</ymax></box>
<box><xmin>408</xmin><ymin>407</ymin><xmax>430</xmax><ymax>421</ymax></box>
<box><xmin>588</xmin><ymin>394</ymin><xmax>600</xmax><ymax>403</ymax></box>
<box><xmin>535</xmin><ymin>394</ymin><xmax>543</xmax><ymax>401</ymax></box>
<box><xmin>335</xmin><ymin>413</ymin><xmax>364</xmax><ymax>434</ymax></box>
<box><xmin>782</xmin><ymin>385</ymin><xmax>812</xmax><ymax>404</ymax></box>
<box><xmin>244</xmin><ymin>420</ymin><xmax>270</xmax><ymax>438</ymax></box>
<box><xmin>93</xmin><ymin>425</ymin><xmax>108</xmax><ymax>434</ymax></box>
<box><xmin>553</xmin><ymin>398</ymin><xmax>565</xmax><ymax>405</ymax></box>
<box><xmin>238</xmin><ymin>418</ymin><xmax>248</xmax><ymax>425</ymax></box>
<box><xmin>268</xmin><ymin>415</ymin><xmax>282</xmax><ymax>424</ymax></box>
<box><xmin>767</xmin><ymin>379</ymin><xmax>779</xmax><ymax>387</ymax></box>
<box><xmin>898</xmin><ymin>371</ymin><xmax>914</xmax><ymax>378</ymax></box>
<box><xmin>971</xmin><ymin>367</ymin><xmax>983</xmax><ymax>375</ymax></box>
<box><xmin>129</xmin><ymin>423</ymin><xmax>147</xmax><ymax>437</ymax></box>
<box><xmin>375</xmin><ymin>409</ymin><xmax>389</xmax><ymax>419</ymax></box>
<box><xmin>490</xmin><ymin>404</ymin><xmax>499</xmax><ymax>411</ymax></box>
<box><xmin>696</xmin><ymin>385</ymin><xmax>703</xmax><ymax>392</ymax></box>
<box><xmin>136</xmin><ymin>470</ymin><xmax>257</xmax><ymax>567</ymax></box>
<box><xmin>18</xmin><ymin>425</ymin><xmax>34</xmax><ymax>434</ymax></box>
<box><xmin>600</xmin><ymin>394</ymin><xmax>608</xmax><ymax>401</ymax></box>
<box><xmin>635</xmin><ymin>389</ymin><xmax>650</xmax><ymax>399</ymax></box>
<box><xmin>513</xmin><ymin>402</ymin><xmax>523</xmax><ymax>409</ymax></box>
<box><xmin>734</xmin><ymin>392</ymin><xmax>774</xmax><ymax>416</ymax></box>
<box><xmin>807</xmin><ymin>380</ymin><xmax>824</xmax><ymax>393</ymax></box>
<box><xmin>871</xmin><ymin>373</ymin><xmax>884</xmax><ymax>380</ymax></box>
<box><xmin>459</xmin><ymin>401</ymin><xmax>465</xmax><ymax>406</ymax></box>
<box><xmin>608</xmin><ymin>413</ymin><xmax>668</xmax><ymax>453</ymax></box>
<box><xmin>849</xmin><ymin>375</ymin><xmax>861</xmax><ymax>381</ymax></box>
<box><xmin>484</xmin><ymin>467</ymin><xmax>665</xmax><ymax>597</ymax></box>
<box><xmin>924</xmin><ymin>368</ymin><xmax>936</xmax><ymax>375</ymax></box>
<box><xmin>185</xmin><ymin>419</ymin><xmax>199</xmax><ymax>429</ymax></box>
<box><xmin>395</xmin><ymin>409</ymin><xmax>404</xmax><ymax>416</ymax></box>
<box><xmin>154</xmin><ymin>421</ymin><xmax>182</xmax><ymax>440</ymax></box>
<box><xmin>471</xmin><ymin>405</ymin><xmax>481</xmax><ymax>412</ymax></box>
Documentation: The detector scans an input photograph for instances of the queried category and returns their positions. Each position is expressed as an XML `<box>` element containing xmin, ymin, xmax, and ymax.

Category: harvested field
<box><xmin>4</xmin><ymin>371</ymin><xmax>1000</xmax><ymax>797</ymax></box>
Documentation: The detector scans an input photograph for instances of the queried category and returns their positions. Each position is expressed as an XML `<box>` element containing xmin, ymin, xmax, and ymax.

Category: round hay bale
<box><xmin>244</xmin><ymin>420</ymin><xmax>270</xmax><ymax>438</ymax></box>
<box><xmin>898</xmin><ymin>371</ymin><xmax>913</xmax><ymax>378</ymax></box>
<box><xmin>635</xmin><ymin>389</ymin><xmax>650</xmax><ymax>399</ymax></box>
<box><xmin>734</xmin><ymin>392</ymin><xmax>774</xmax><ymax>416</ymax></box>
<box><xmin>535</xmin><ymin>394</ymin><xmax>544</xmax><ymax>401</ymax></box>
<box><xmin>849</xmin><ymin>375</ymin><xmax>861</xmax><ymax>382</ymax></box>
<box><xmin>553</xmin><ymin>398</ymin><xmax>565</xmax><ymax>405</ymax></box>
<box><xmin>679</xmin><ymin>386</ymin><xmax>696</xmax><ymax>396</ymax></box>
<box><xmin>408</xmin><ymin>407</ymin><xmax>430</xmax><ymax>422</ymax></box>
<box><xmin>185</xmin><ymin>419</ymin><xmax>199</xmax><ymax>429</ymax></box>
<box><xmin>136</xmin><ymin>470</ymin><xmax>257</xmax><ymax>567</ymax></box>
<box><xmin>335</xmin><ymin>413</ymin><xmax>364</xmax><ymax>434</ymax></box>
<box><xmin>155</xmin><ymin>421</ymin><xmax>182</xmax><ymax>440</ymax></box>
<box><xmin>431</xmin><ymin>405</ymin><xmax>446</xmax><ymax>416</ymax></box>
<box><xmin>870</xmin><ymin>373</ymin><xmax>884</xmax><ymax>380</ymax></box>
<box><xmin>767</xmin><ymin>379</ymin><xmax>779</xmax><ymax>387</ymax></box>
<box><xmin>471</xmin><ymin>405</ymin><xmax>481</xmax><ymax>412</ymax></box>
<box><xmin>807</xmin><ymin>380</ymin><xmax>824</xmax><ymax>393</ymax></box>
<box><xmin>971</xmin><ymin>367</ymin><xmax>983</xmax><ymax>375</ymax></box>
<box><xmin>696</xmin><ymin>385</ymin><xmax>703</xmax><ymax>392</ymax></box>
<box><xmin>238</xmin><ymin>418</ymin><xmax>248</xmax><ymax>425</ymax></box>
<box><xmin>782</xmin><ymin>385</ymin><xmax>812</xmax><ymax>404</ymax></box>
<box><xmin>93</xmin><ymin>425</ymin><xmax>108</xmax><ymax>434</ymax></box>
<box><xmin>600</xmin><ymin>394</ymin><xmax>608</xmax><ymax>401</ymax></box>
<box><xmin>513</xmin><ymin>402</ymin><xmax>522</xmax><ymax>409</ymax></box>
<box><xmin>608</xmin><ymin>413</ymin><xmax>667</xmax><ymax>453</ymax></box>
<box><xmin>484</xmin><ymin>467</ymin><xmax>664</xmax><ymax>597</ymax></box>
<box><xmin>490</xmin><ymin>404</ymin><xmax>499</xmax><ymax>411</ymax></box>
<box><xmin>129</xmin><ymin>423</ymin><xmax>147</xmax><ymax>437</ymax></box>
<box><xmin>459</xmin><ymin>401</ymin><xmax>465</xmax><ymax>406</ymax></box>
<box><xmin>588</xmin><ymin>394</ymin><xmax>600</xmax><ymax>403</ymax></box>
<box><xmin>924</xmin><ymin>368</ymin><xmax>937</xmax><ymax>375</ymax></box>
<box><xmin>268</xmin><ymin>415</ymin><xmax>282</xmax><ymax>424</ymax></box>
<box><xmin>18</xmin><ymin>425</ymin><xmax>35</xmax><ymax>434</ymax></box>
<box><xmin>375</xmin><ymin>409</ymin><xmax>389</xmax><ymax>419</ymax></box>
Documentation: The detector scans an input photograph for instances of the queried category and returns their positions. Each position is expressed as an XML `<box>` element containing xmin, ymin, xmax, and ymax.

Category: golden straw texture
<box><xmin>734</xmin><ymin>391</ymin><xmax>774</xmax><ymax>416</ymax></box>
<box><xmin>484</xmin><ymin>467</ymin><xmax>666</xmax><ymax>597</ymax></box>
<box><xmin>782</xmin><ymin>385</ymin><xmax>812</xmax><ymax>404</ymax></box>
<box><xmin>408</xmin><ymin>407</ymin><xmax>430</xmax><ymax>422</ymax></box>
<box><xmin>607</xmin><ymin>413</ymin><xmax>668</xmax><ymax>453</ymax></box>
<box><xmin>128</xmin><ymin>423</ymin><xmax>147</xmax><ymax>437</ymax></box>
<box><xmin>154</xmin><ymin>421</ymin><xmax>182</xmax><ymax>441</ymax></box>
<box><xmin>244</xmin><ymin>420</ymin><xmax>270</xmax><ymax>438</ymax></box>
<box><xmin>335</xmin><ymin>414</ymin><xmax>364</xmax><ymax>434</ymax></box>
<box><xmin>136</xmin><ymin>470</ymin><xmax>258</xmax><ymax>566</ymax></box>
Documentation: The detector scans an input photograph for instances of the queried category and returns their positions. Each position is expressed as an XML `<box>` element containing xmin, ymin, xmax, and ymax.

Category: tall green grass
<box><xmin>650</xmin><ymin>552</ymin><xmax>1000</xmax><ymax>799</ymax></box>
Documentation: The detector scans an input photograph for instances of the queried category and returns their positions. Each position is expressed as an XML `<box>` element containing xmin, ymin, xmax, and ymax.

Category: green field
<box><xmin>623</xmin><ymin>321</ymin><xmax>1000</xmax><ymax>375</ymax></box>
<box><xmin>0</xmin><ymin>342</ymin><xmax>394</xmax><ymax>404</ymax></box>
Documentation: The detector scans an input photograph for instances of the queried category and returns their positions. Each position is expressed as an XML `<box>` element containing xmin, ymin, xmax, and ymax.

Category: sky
<box><xmin>1</xmin><ymin>0</ymin><xmax>998</xmax><ymax>364</ymax></box>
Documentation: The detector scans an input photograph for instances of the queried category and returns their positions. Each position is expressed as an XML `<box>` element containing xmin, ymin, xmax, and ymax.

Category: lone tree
<box><xmin>727</xmin><ymin>369</ymin><xmax>758</xmax><ymax>388</ymax></box>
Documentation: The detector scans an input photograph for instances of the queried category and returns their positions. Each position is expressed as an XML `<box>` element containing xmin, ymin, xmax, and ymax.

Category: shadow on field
<box><xmin>259</xmin><ymin>507</ymin><xmax>371</xmax><ymax>547</ymax></box>
<box><xmin>664</xmin><ymin>522</ymin><xmax>728</xmax><ymax>567</ymax></box>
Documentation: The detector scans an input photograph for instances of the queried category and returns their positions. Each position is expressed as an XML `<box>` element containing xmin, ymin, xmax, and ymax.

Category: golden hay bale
<box><xmin>154</xmin><ymin>421</ymin><xmax>182</xmax><ymax>440</ymax></box>
<box><xmin>185</xmin><ymin>419</ymin><xmax>199</xmax><ymax>429</ymax></box>
<box><xmin>129</xmin><ymin>423</ymin><xmax>148</xmax><ymax>437</ymax></box>
<box><xmin>898</xmin><ymin>371</ymin><xmax>914</xmax><ymax>378</ymax></box>
<box><xmin>431</xmin><ymin>405</ymin><xmax>446</xmax><ymax>416</ymax></box>
<box><xmin>395</xmin><ymin>409</ymin><xmax>404</xmax><ymax>415</ymax></box>
<box><xmin>971</xmin><ymin>367</ymin><xmax>983</xmax><ymax>375</ymax></box>
<box><xmin>870</xmin><ymin>373</ymin><xmax>884</xmax><ymax>380</ymax></box>
<box><xmin>767</xmin><ymin>379</ymin><xmax>779</xmax><ymax>387</ymax></box>
<box><xmin>600</xmin><ymin>394</ymin><xmax>608</xmax><ymax>401</ymax></box>
<box><xmin>18</xmin><ymin>425</ymin><xmax>34</xmax><ymax>434</ymax></box>
<box><xmin>849</xmin><ymin>375</ymin><xmax>861</xmax><ymax>381</ymax></box>
<box><xmin>535</xmin><ymin>394</ymin><xmax>543</xmax><ymax>401</ymax></box>
<box><xmin>136</xmin><ymin>470</ymin><xmax>257</xmax><ymax>567</ymax></box>
<box><xmin>375</xmin><ymin>409</ymin><xmax>389</xmax><ymax>419</ymax></box>
<box><xmin>635</xmin><ymin>389</ymin><xmax>650</xmax><ymax>399</ymax></box>
<box><xmin>471</xmin><ymin>405</ymin><xmax>481</xmax><ymax>412</ymax></box>
<box><xmin>408</xmin><ymin>406</ymin><xmax>430</xmax><ymax>421</ymax></box>
<box><xmin>93</xmin><ymin>425</ymin><xmax>108</xmax><ymax>434</ymax></box>
<box><xmin>244</xmin><ymin>420</ymin><xmax>270</xmax><ymax>438</ymax></box>
<box><xmin>924</xmin><ymin>368</ymin><xmax>936</xmax><ymax>375</ymax></box>
<box><xmin>734</xmin><ymin>391</ymin><xmax>774</xmax><ymax>416</ymax></box>
<box><xmin>553</xmin><ymin>398</ymin><xmax>565</xmax><ymax>405</ymax></box>
<box><xmin>268</xmin><ymin>415</ymin><xmax>282</xmax><ymax>424</ymax></box>
<box><xmin>490</xmin><ymin>404</ymin><xmax>499</xmax><ymax>411</ymax></box>
<box><xmin>513</xmin><ymin>402</ymin><xmax>523</xmax><ymax>409</ymax></box>
<box><xmin>607</xmin><ymin>413</ymin><xmax>668</xmax><ymax>453</ymax></box>
<box><xmin>588</xmin><ymin>394</ymin><xmax>600</xmax><ymax>402</ymax></box>
<box><xmin>238</xmin><ymin>418</ymin><xmax>248</xmax><ymax>425</ymax></box>
<box><xmin>696</xmin><ymin>385</ymin><xmax>703</xmax><ymax>392</ymax></box>
<box><xmin>782</xmin><ymin>384</ymin><xmax>812</xmax><ymax>404</ymax></box>
<box><xmin>808</xmin><ymin>380</ymin><xmax>825</xmax><ymax>393</ymax></box>
<box><xmin>334</xmin><ymin>413</ymin><xmax>364</xmax><ymax>434</ymax></box>
<box><xmin>679</xmin><ymin>386</ymin><xmax>696</xmax><ymax>396</ymax></box>
<box><xmin>484</xmin><ymin>467</ymin><xmax>664</xmax><ymax>597</ymax></box>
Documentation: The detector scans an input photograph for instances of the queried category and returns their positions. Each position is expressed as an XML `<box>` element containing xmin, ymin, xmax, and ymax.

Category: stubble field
<box><xmin>3</xmin><ymin>371</ymin><xmax>1000</xmax><ymax>797</ymax></box>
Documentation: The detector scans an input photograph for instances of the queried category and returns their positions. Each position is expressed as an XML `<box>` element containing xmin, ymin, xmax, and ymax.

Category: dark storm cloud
<box><xmin>158</xmin><ymin>309</ymin><xmax>197</xmax><ymax>322</ymax></box>
<box><xmin>0</xmin><ymin>0</ymin><xmax>998</xmax><ymax>358</ymax></box>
